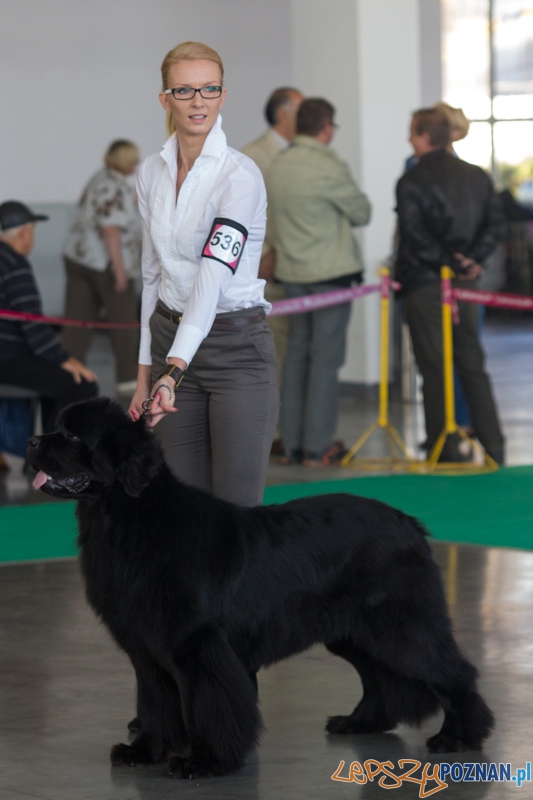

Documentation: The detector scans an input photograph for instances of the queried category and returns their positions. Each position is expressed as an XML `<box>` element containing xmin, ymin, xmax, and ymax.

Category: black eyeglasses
<box><xmin>164</xmin><ymin>86</ymin><xmax>222</xmax><ymax>100</ymax></box>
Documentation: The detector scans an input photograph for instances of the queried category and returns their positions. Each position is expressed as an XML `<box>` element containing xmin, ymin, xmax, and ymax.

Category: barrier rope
<box><xmin>0</xmin><ymin>282</ymin><xmax>384</xmax><ymax>329</ymax></box>
<box><xmin>453</xmin><ymin>286</ymin><xmax>533</xmax><ymax>311</ymax></box>
<box><xmin>0</xmin><ymin>283</ymin><xmax>531</xmax><ymax>330</ymax></box>
<box><xmin>0</xmin><ymin>309</ymin><xmax>140</xmax><ymax>329</ymax></box>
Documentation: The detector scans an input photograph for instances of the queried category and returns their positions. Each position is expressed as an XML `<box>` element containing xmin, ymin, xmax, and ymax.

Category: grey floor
<box><xmin>1</xmin><ymin>316</ymin><xmax>533</xmax><ymax>799</ymax></box>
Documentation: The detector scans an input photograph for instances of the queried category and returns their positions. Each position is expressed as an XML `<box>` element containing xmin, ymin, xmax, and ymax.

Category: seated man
<box><xmin>0</xmin><ymin>201</ymin><xmax>98</xmax><ymax>434</ymax></box>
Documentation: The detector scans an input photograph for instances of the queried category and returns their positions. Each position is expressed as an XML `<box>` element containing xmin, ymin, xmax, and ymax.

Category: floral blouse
<box><xmin>63</xmin><ymin>168</ymin><xmax>141</xmax><ymax>277</ymax></box>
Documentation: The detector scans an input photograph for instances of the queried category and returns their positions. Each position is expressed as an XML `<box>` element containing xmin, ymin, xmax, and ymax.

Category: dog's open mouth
<box><xmin>33</xmin><ymin>470</ymin><xmax>91</xmax><ymax>494</ymax></box>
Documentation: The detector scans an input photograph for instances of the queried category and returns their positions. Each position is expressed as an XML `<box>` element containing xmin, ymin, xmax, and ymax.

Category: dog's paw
<box><xmin>110</xmin><ymin>742</ymin><xmax>153</xmax><ymax>766</ymax></box>
<box><xmin>167</xmin><ymin>754</ymin><xmax>235</xmax><ymax>779</ymax></box>
<box><xmin>326</xmin><ymin>714</ymin><xmax>394</xmax><ymax>735</ymax></box>
<box><xmin>168</xmin><ymin>755</ymin><xmax>211</xmax><ymax>779</ymax></box>
<box><xmin>426</xmin><ymin>733</ymin><xmax>478</xmax><ymax>753</ymax></box>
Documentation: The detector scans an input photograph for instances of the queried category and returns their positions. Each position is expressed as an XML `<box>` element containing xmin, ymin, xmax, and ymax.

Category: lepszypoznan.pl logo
<box><xmin>332</xmin><ymin>759</ymin><xmax>531</xmax><ymax>796</ymax></box>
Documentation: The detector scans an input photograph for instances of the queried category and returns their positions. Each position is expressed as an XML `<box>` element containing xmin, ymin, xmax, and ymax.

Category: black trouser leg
<box><xmin>0</xmin><ymin>355</ymin><xmax>98</xmax><ymax>433</ymax></box>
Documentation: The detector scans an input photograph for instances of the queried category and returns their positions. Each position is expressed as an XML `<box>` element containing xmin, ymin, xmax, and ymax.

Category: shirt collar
<box><xmin>159</xmin><ymin>114</ymin><xmax>227</xmax><ymax>173</ymax></box>
<box><xmin>292</xmin><ymin>134</ymin><xmax>330</xmax><ymax>152</ymax></box>
<box><xmin>270</xmin><ymin>128</ymin><xmax>290</xmax><ymax>149</ymax></box>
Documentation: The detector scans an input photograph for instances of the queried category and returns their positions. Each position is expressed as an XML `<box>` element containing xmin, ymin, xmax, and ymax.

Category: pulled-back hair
<box><xmin>104</xmin><ymin>140</ymin><xmax>139</xmax><ymax>174</ymax></box>
<box><xmin>160</xmin><ymin>41</ymin><xmax>224</xmax><ymax>137</ymax></box>
<box><xmin>296</xmin><ymin>98</ymin><xmax>335</xmax><ymax>137</ymax></box>
<box><xmin>264</xmin><ymin>87</ymin><xmax>301</xmax><ymax>126</ymax></box>
<box><xmin>433</xmin><ymin>101</ymin><xmax>470</xmax><ymax>142</ymax></box>
<box><xmin>411</xmin><ymin>107</ymin><xmax>451</xmax><ymax>148</ymax></box>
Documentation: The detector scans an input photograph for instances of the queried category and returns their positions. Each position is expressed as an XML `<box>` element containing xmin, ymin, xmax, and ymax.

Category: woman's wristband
<box><xmin>157</xmin><ymin>364</ymin><xmax>185</xmax><ymax>387</ymax></box>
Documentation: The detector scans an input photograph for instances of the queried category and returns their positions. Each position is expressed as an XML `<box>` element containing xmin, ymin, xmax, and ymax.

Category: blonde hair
<box><xmin>434</xmin><ymin>102</ymin><xmax>470</xmax><ymax>142</ymax></box>
<box><xmin>104</xmin><ymin>140</ymin><xmax>140</xmax><ymax>174</ymax></box>
<box><xmin>161</xmin><ymin>41</ymin><xmax>224</xmax><ymax>137</ymax></box>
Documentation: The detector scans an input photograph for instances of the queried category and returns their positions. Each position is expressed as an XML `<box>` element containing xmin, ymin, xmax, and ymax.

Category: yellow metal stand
<box><xmin>341</xmin><ymin>268</ymin><xmax>415</xmax><ymax>471</ymax></box>
<box><xmin>424</xmin><ymin>267</ymin><xmax>498</xmax><ymax>473</ymax></box>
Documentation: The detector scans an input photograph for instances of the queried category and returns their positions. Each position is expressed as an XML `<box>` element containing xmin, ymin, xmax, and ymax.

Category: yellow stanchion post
<box><xmin>425</xmin><ymin>266</ymin><xmax>498</xmax><ymax>473</ymax></box>
<box><xmin>341</xmin><ymin>268</ymin><xmax>413</xmax><ymax>470</ymax></box>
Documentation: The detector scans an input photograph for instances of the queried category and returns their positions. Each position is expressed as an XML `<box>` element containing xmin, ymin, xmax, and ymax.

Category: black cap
<box><xmin>0</xmin><ymin>201</ymin><xmax>49</xmax><ymax>231</ymax></box>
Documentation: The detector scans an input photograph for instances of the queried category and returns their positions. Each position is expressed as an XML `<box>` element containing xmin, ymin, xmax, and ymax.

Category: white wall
<box><xmin>1</xmin><ymin>0</ymin><xmax>292</xmax><ymax>202</ymax></box>
<box><xmin>2</xmin><ymin>0</ymin><xmax>434</xmax><ymax>384</ymax></box>
<box><xmin>291</xmin><ymin>0</ymin><xmax>422</xmax><ymax>383</ymax></box>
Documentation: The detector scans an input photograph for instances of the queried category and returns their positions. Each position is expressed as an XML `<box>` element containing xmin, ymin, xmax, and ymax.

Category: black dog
<box><xmin>28</xmin><ymin>398</ymin><xmax>494</xmax><ymax>778</ymax></box>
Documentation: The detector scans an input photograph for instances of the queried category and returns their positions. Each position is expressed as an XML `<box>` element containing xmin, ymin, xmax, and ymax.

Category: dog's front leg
<box><xmin>167</xmin><ymin>624</ymin><xmax>263</xmax><ymax>779</ymax></box>
<box><xmin>111</xmin><ymin>653</ymin><xmax>188</xmax><ymax>767</ymax></box>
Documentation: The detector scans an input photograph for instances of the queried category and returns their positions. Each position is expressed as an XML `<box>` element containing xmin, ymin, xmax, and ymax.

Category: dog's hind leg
<box><xmin>325</xmin><ymin>640</ymin><xmax>437</xmax><ymax>735</ymax></box>
<box><xmin>167</xmin><ymin>624</ymin><xmax>263</xmax><ymax>779</ymax></box>
<box><xmin>425</xmin><ymin>658</ymin><xmax>495</xmax><ymax>753</ymax></box>
<box><xmin>111</xmin><ymin>654</ymin><xmax>188</xmax><ymax>767</ymax></box>
<box><xmin>332</xmin><ymin>609</ymin><xmax>493</xmax><ymax>752</ymax></box>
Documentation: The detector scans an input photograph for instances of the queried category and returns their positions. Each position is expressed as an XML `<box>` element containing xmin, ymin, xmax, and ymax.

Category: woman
<box><xmin>63</xmin><ymin>140</ymin><xmax>141</xmax><ymax>392</ymax></box>
<box><xmin>129</xmin><ymin>41</ymin><xmax>278</xmax><ymax>507</ymax></box>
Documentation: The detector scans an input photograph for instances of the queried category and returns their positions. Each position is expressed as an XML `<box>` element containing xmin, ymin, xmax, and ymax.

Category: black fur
<box><xmin>27</xmin><ymin>397</ymin><xmax>494</xmax><ymax>778</ymax></box>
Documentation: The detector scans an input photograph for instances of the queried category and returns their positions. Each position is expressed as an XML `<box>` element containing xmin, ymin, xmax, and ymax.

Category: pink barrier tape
<box><xmin>0</xmin><ymin>280</ymin><xmax>393</xmax><ymax>328</ymax></box>
<box><xmin>453</xmin><ymin>287</ymin><xmax>533</xmax><ymax>311</ymax></box>
<box><xmin>0</xmin><ymin>309</ymin><xmax>140</xmax><ymax>329</ymax></box>
<box><xmin>269</xmin><ymin>283</ymin><xmax>381</xmax><ymax>317</ymax></box>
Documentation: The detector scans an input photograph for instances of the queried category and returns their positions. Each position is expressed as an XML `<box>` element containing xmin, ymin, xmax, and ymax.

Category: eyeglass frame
<box><xmin>163</xmin><ymin>86</ymin><xmax>223</xmax><ymax>100</ymax></box>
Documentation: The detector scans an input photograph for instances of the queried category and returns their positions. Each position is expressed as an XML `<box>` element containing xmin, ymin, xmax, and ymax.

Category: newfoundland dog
<box><xmin>27</xmin><ymin>398</ymin><xmax>493</xmax><ymax>778</ymax></box>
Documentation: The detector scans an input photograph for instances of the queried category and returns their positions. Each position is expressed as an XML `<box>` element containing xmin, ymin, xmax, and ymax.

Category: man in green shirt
<box><xmin>267</xmin><ymin>98</ymin><xmax>371</xmax><ymax>466</ymax></box>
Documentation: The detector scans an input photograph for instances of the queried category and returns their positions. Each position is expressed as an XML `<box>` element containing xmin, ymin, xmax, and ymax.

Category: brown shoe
<box><xmin>302</xmin><ymin>440</ymin><xmax>347</xmax><ymax>467</ymax></box>
<box><xmin>280</xmin><ymin>447</ymin><xmax>303</xmax><ymax>465</ymax></box>
<box><xmin>270</xmin><ymin>438</ymin><xmax>284</xmax><ymax>456</ymax></box>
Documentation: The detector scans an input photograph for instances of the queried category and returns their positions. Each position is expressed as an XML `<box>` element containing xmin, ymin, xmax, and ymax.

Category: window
<box><xmin>442</xmin><ymin>0</ymin><xmax>533</xmax><ymax>196</ymax></box>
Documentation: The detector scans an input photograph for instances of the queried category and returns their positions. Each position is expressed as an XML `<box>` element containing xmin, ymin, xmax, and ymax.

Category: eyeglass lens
<box><xmin>170</xmin><ymin>86</ymin><xmax>222</xmax><ymax>100</ymax></box>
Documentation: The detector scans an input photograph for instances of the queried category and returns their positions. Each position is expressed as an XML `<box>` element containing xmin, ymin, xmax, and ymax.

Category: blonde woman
<box><xmin>129</xmin><ymin>42</ymin><xmax>278</xmax><ymax>506</ymax></box>
<box><xmin>63</xmin><ymin>140</ymin><xmax>141</xmax><ymax>391</ymax></box>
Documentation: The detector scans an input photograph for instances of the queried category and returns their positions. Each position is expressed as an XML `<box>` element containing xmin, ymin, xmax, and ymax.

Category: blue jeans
<box><xmin>280</xmin><ymin>282</ymin><xmax>351</xmax><ymax>454</ymax></box>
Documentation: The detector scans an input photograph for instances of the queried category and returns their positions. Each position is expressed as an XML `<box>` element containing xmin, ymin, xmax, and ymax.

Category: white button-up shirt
<box><xmin>137</xmin><ymin>115</ymin><xmax>269</xmax><ymax>367</ymax></box>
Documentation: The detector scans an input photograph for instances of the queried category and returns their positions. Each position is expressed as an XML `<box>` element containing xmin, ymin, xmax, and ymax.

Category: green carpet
<box><xmin>1</xmin><ymin>466</ymin><xmax>532</xmax><ymax>563</ymax></box>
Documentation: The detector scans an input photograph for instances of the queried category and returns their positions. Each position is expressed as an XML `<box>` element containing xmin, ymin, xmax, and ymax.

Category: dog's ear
<box><xmin>90</xmin><ymin>419</ymin><xmax>161</xmax><ymax>498</ymax></box>
<box><xmin>114</xmin><ymin>424</ymin><xmax>161</xmax><ymax>498</ymax></box>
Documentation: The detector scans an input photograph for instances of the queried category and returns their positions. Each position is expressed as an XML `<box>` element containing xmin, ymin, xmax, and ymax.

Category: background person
<box><xmin>62</xmin><ymin>140</ymin><xmax>141</xmax><ymax>394</ymax></box>
<box><xmin>395</xmin><ymin>107</ymin><xmax>506</xmax><ymax>464</ymax></box>
<box><xmin>128</xmin><ymin>41</ymin><xmax>278</xmax><ymax>507</ymax></box>
<box><xmin>403</xmin><ymin>102</ymin><xmax>474</xmax><ymax>444</ymax></box>
<box><xmin>267</xmin><ymin>98</ymin><xmax>371</xmax><ymax>466</ymax></box>
<box><xmin>242</xmin><ymin>87</ymin><xmax>304</xmax><ymax>453</ymax></box>
<box><xmin>0</xmin><ymin>201</ymin><xmax>98</xmax><ymax>434</ymax></box>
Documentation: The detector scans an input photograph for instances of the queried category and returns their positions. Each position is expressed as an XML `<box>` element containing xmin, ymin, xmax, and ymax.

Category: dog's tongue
<box><xmin>33</xmin><ymin>470</ymin><xmax>49</xmax><ymax>490</ymax></box>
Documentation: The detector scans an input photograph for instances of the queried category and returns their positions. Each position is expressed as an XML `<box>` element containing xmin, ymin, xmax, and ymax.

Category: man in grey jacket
<box><xmin>267</xmin><ymin>98</ymin><xmax>371</xmax><ymax>466</ymax></box>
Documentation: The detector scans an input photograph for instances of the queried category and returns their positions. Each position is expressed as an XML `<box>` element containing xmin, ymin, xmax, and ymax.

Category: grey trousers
<box><xmin>150</xmin><ymin>305</ymin><xmax>279</xmax><ymax>507</ymax></box>
<box><xmin>62</xmin><ymin>258</ymin><xmax>139</xmax><ymax>383</ymax></box>
<box><xmin>280</xmin><ymin>281</ymin><xmax>352</xmax><ymax>454</ymax></box>
<box><xmin>404</xmin><ymin>281</ymin><xmax>504</xmax><ymax>456</ymax></box>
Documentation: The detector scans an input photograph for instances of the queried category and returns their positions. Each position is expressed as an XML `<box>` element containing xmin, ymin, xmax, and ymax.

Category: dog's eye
<box><xmin>65</xmin><ymin>432</ymin><xmax>80</xmax><ymax>441</ymax></box>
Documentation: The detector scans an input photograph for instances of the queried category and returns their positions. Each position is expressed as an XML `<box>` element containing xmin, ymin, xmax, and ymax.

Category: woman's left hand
<box><xmin>144</xmin><ymin>377</ymin><xmax>178</xmax><ymax>427</ymax></box>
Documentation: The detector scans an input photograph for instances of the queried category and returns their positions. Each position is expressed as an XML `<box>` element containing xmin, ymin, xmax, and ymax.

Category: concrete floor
<box><xmin>0</xmin><ymin>316</ymin><xmax>532</xmax><ymax>799</ymax></box>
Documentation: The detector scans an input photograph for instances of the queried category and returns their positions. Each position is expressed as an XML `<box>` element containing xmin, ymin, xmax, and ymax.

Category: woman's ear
<box><xmin>158</xmin><ymin>92</ymin><xmax>170</xmax><ymax>112</ymax></box>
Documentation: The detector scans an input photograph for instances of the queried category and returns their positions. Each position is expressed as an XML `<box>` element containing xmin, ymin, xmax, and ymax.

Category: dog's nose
<box><xmin>28</xmin><ymin>437</ymin><xmax>40</xmax><ymax>449</ymax></box>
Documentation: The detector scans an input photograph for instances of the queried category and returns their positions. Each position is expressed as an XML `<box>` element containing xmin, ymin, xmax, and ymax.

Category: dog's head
<box><xmin>27</xmin><ymin>398</ymin><xmax>162</xmax><ymax>499</ymax></box>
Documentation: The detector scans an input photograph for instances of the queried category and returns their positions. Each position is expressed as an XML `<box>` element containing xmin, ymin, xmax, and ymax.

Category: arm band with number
<box><xmin>202</xmin><ymin>217</ymin><xmax>248</xmax><ymax>272</ymax></box>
